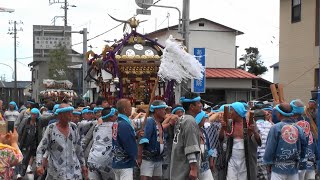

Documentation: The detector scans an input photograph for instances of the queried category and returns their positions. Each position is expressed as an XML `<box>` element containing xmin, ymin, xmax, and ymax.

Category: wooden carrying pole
<box><xmin>223</xmin><ymin>105</ymin><xmax>229</xmax><ymax>125</ymax></box>
<box><xmin>270</xmin><ymin>84</ymin><xmax>284</xmax><ymax>105</ymax></box>
<box><xmin>141</xmin><ymin>77</ymin><xmax>159</xmax><ymax>129</ymax></box>
<box><xmin>270</xmin><ymin>84</ymin><xmax>280</xmax><ymax>105</ymax></box>
<box><xmin>248</xmin><ymin>111</ymin><xmax>254</xmax><ymax>125</ymax></box>
<box><xmin>277</xmin><ymin>84</ymin><xmax>285</xmax><ymax>103</ymax></box>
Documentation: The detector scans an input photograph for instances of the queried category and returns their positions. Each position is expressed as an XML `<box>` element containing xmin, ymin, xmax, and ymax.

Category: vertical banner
<box><xmin>191</xmin><ymin>48</ymin><xmax>206</xmax><ymax>93</ymax></box>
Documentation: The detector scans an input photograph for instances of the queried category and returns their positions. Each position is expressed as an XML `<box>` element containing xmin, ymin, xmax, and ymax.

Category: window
<box><xmin>199</xmin><ymin>22</ymin><xmax>204</xmax><ymax>27</ymax></box>
<box><xmin>292</xmin><ymin>0</ymin><xmax>301</xmax><ymax>23</ymax></box>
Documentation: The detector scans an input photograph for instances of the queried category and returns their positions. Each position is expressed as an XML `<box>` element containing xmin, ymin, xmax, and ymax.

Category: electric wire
<box><xmin>72</xmin><ymin>22</ymin><xmax>123</xmax><ymax>46</ymax></box>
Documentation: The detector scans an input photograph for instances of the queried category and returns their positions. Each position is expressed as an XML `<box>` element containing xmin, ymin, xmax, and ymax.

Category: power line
<box><xmin>72</xmin><ymin>22</ymin><xmax>123</xmax><ymax>47</ymax></box>
<box><xmin>17</xmin><ymin>56</ymin><xmax>33</xmax><ymax>59</ymax></box>
<box><xmin>17</xmin><ymin>60</ymin><xmax>29</xmax><ymax>67</ymax></box>
<box><xmin>253</xmin><ymin>92</ymin><xmax>272</xmax><ymax>101</ymax></box>
<box><xmin>204</xmin><ymin>47</ymin><xmax>233</xmax><ymax>56</ymax></box>
<box><xmin>157</xmin><ymin>15</ymin><xmax>169</xmax><ymax>28</ymax></box>
<box><xmin>285</xmin><ymin>63</ymin><xmax>318</xmax><ymax>86</ymax></box>
<box><xmin>153</xmin><ymin>0</ymin><xmax>162</xmax><ymax>5</ymax></box>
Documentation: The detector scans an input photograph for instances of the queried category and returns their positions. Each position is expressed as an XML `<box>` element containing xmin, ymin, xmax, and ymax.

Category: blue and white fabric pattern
<box><xmin>93</xmin><ymin>107</ymin><xmax>104</xmax><ymax>114</ymax></box>
<box><xmin>195</xmin><ymin>111</ymin><xmax>208</xmax><ymax>124</ymax></box>
<box><xmin>101</xmin><ymin>108</ymin><xmax>117</xmax><ymax>120</ymax></box>
<box><xmin>171</xmin><ymin>107</ymin><xmax>185</xmax><ymax>114</ymax></box>
<box><xmin>55</xmin><ymin>106</ymin><xmax>74</xmax><ymax>115</ymax></box>
<box><xmin>180</xmin><ymin>96</ymin><xmax>201</xmax><ymax>103</ymax></box>
<box><xmin>150</xmin><ymin>104</ymin><xmax>168</xmax><ymax>112</ymax></box>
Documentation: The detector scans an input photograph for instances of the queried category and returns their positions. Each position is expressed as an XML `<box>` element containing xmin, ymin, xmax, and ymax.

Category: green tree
<box><xmin>238</xmin><ymin>47</ymin><xmax>268</xmax><ymax>76</ymax></box>
<box><xmin>48</xmin><ymin>45</ymin><xmax>68</xmax><ymax>80</ymax></box>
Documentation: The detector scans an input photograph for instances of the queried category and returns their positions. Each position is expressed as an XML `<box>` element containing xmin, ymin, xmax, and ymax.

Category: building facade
<box><xmin>279</xmin><ymin>0</ymin><xmax>319</xmax><ymax>102</ymax></box>
<box><xmin>29</xmin><ymin>25</ymin><xmax>83</xmax><ymax>102</ymax></box>
<box><xmin>0</xmin><ymin>81</ymin><xmax>31</xmax><ymax>105</ymax></box>
<box><xmin>146</xmin><ymin>18</ymin><xmax>242</xmax><ymax>69</ymax></box>
<box><xmin>146</xmin><ymin>18</ymin><xmax>268</xmax><ymax>104</ymax></box>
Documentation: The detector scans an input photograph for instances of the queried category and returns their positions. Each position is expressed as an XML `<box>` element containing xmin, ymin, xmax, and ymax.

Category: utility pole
<box><xmin>182</xmin><ymin>0</ymin><xmax>190</xmax><ymax>50</ymax></box>
<box><xmin>81</xmin><ymin>28</ymin><xmax>88</xmax><ymax>97</ymax></box>
<box><xmin>0</xmin><ymin>7</ymin><xmax>14</xmax><ymax>13</ymax></box>
<box><xmin>49</xmin><ymin>0</ymin><xmax>76</xmax><ymax>26</ymax></box>
<box><xmin>64</xmin><ymin>0</ymin><xmax>67</xmax><ymax>26</ymax></box>
<box><xmin>317</xmin><ymin>0</ymin><xmax>320</xmax><ymax>172</ymax></box>
<box><xmin>8</xmin><ymin>20</ymin><xmax>23</xmax><ymax>103</ymax></box>
<box><xmin>180</xmin><ymin>0</ymin><xmax>190</xmax><ymax>96</ymax></box>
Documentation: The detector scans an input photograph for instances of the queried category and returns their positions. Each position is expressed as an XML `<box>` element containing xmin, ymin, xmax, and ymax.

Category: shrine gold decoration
<box><xmin>128</xmin><ymin>36</ymin><xmax>145</xmax><ymax>44</ymax></box>
<box><xmin>85</xmin><ymin>50</ymin><xmax>95</xmax><ymax>61</ymax></box>
<box><xmin>115</xmin><ymin>55</ymin><xmax>161</xmax><ymax>60</ymax></box>
<box><xmin>102</xmin><ymin>45</ymin><xmax>114</xmax><ymax>57</ymax></box>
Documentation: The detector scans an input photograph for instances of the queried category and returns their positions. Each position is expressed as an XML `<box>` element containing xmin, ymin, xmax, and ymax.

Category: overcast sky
<box><xmin>0</xmin><ymin>0</ymin><xmax>279</xmax><ymax>82</ymax></box>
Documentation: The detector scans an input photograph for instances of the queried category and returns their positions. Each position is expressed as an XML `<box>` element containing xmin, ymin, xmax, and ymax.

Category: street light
<box><xmin>0</xmin><ymin>7</ymin><xmax>14</xmax><ymax>13</ymax></box>
<box><xmin>0</xmin><ymin>63</ymin><xmax>14</xmax><ymax>80</ymax></box>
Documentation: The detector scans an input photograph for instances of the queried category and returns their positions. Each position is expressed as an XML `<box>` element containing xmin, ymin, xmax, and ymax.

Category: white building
<box><xmin>146</xmin><ymin>18</ymin><xmax>265</xmax><ymax>104</ymax></box>
<box><xmin>146</xmin><ymin>18</ymin><xmax>242</xmax><ymax>68</ymax></box>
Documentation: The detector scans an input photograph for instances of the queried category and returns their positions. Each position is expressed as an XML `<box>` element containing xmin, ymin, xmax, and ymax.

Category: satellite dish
<box><xmin>135</xmin><ymin>0</ymin><xmax>153</xmax><ymax>9</ymax></box>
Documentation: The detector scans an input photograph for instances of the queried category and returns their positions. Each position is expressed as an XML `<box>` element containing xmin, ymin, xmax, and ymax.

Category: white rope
<box><xmin>158</xmin><ymin>35</ymin><xmax>205</xmax><ymax>83</ymax></box>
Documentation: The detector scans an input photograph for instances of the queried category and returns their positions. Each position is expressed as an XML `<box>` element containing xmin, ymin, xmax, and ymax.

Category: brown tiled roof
<box><xmin>206</xmin><ymin>68</ymin><xmax>258</xmax><ymax>79</ymax></box>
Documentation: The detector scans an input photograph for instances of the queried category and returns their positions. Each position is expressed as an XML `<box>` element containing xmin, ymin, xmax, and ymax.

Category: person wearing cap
<box><xmin>205</xmin><ymin>106</ymin><xmax>225</xmax><ymax>180</ymax></box>
<box><xmin>19</xmin><ymin>102</ymin><xmax>27</xmax><ymax>113</ymax></box>
<box><xmin>93</xmin><ymin>107</ymin><xmax>104</xmax><ymax>120</ymax></box>
<box><xmin>47</xmin><ymin>104</ymin><xmax>60</xmax><ymax>125</ymax></box>
<box><xmin>261</xmin><ymin>105</ymin><xmax>274</xmax><ymax>124</ymax></box>
<box><xmin>112</xmin><ymin>99</ymin><xmax>137</xmax><ymax>180</ymax></box>
<box><xmin>170</xmin><ymin>92</ymin><xmax>202</xmax><ymax>180</ymax></box>
<box><xmin>15</xmin><ymin>100</ymin><xmax>35</xmax><ymax>128</ymax></box>
<box><xmin>78</xmin><ymin>108</ymin><xmax>95</xmax><ymax>140</ymax></box>
<box><xmin>87</xmin><ymin>107</ymin><xmax>117</xmax><ymax>180</ymax></box>
<box><xmin>72</xmin><ymin>111</ymin><xmax>82</xmax><ymax>124</ymax></box>
<box><xmin>264</xmin><ymin>103</ymin><xmax>306</xmax><ymax>180</ymax></box>
<box><xmin>254</xmin><ymin>109</ymin><xmax>272</xmax><ymax>180</ymax></box>
<box><xmin>138</xmin><ymin>100</ymin><xmax>168</xmax><ymax>180</ymax></box>
<box><xmin>42</xmin><ymin>101</ymin><xmax>55</xmax><ymax>117</ymax></box>
<box><xmin>220</xmin><ymin>102</ymin><xmax>261</xmax><ymax>180</ymax></box>
<box><xmin>195</xmin><ymin>111</ymin><xmax>216</xmax><ymax>180</ymax></box>
<box><xmin>162</xmin><ymin>104</ymin><xmax>184</xmax><ymax>180</ymax></box>
<box><xmin>16</xmin><ymin>108</ymin><xmax>41</xmax><ymax>179</ymax></box>
<box><xmin>77</xmin><ymin>108</ymin><xmax>96</xmax><ymax>164</ymax></box>
<box><xmin>36</xmin><ymin>103</ymin><xmax>88</xmax><ymax>179</ymax></box>
<box><xmin>290</xmin><ymin>100</ymin><xmax>318</xmax><ymax>180</ymax></box>
<box><xmin>4</xmin><ymin>101</ymin><xmax>19</xmax><ymax>122</ymax></box>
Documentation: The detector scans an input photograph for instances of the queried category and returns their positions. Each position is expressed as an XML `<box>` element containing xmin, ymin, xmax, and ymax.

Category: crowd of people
<box><xmin>0</xmin><ymin>93</ymin><xmax>318</xmax><ymax>180</ymax></box>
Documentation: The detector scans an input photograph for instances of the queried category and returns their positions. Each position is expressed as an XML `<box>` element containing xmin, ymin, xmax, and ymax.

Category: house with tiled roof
<box><xmin>0</xmin><ymin>81</ymin><xmax>32</xmax><ymax>105</ymax></box>
<box><xmin>146</xmin><ymin>18</ymin><xmax>271</xmax><ymax>104</ymax></box>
